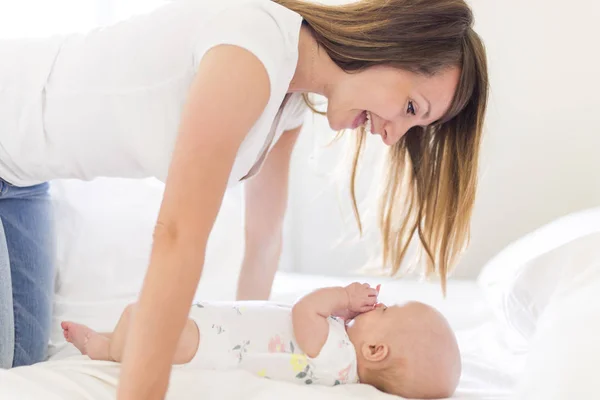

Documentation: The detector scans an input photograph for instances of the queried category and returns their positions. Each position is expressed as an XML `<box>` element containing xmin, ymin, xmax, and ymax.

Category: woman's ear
<box><xmin>361</xmin><ymin>342</ymin><xmax>389</xmax><ymax>363</ymax></box>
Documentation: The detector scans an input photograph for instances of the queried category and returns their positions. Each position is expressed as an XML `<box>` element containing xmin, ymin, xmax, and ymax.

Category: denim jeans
<box><xmin>0</xmin><ymin>179</ymin><xmax>54</xmax><ymax>368</ymax></box>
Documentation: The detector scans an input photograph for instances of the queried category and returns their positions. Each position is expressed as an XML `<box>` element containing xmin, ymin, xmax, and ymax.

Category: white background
<box><xmin>1</xmin><ymin>0</ymin><xmax>599</xmax><ymax>280</ymax></box>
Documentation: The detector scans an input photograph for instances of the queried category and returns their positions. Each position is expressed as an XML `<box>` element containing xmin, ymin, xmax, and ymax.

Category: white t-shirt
<box><xmin>0</xmin><ymin>0</ymin><xmax>308</xmax><ymax>187</ymax></box>
<box><xmin>187</xmin><ymin>301</ymin><xmax>360</xmax><ymax>386</ymax></box>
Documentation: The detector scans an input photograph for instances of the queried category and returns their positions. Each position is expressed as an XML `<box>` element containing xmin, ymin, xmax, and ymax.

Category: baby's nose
<box><xmin>375</xmin><ymin>303</ymin><xmax>386</xmax><ymax>309</ymax></box>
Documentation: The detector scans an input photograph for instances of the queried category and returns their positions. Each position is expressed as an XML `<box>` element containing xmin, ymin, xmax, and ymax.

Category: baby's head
<box><xmin>346</xmin><ymin>301</ymin><xmax>461</xmax><ymax>399</ymax></box>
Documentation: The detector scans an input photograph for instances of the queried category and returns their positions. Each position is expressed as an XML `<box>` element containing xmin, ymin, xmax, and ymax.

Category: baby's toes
<box><xmin>61</xmin><ymin>322</ymin><xmax>73</xmax><ymax>342</ymax></box>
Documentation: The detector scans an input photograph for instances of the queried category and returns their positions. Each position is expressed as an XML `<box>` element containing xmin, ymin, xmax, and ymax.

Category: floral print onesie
<box><xmin>187</xmin><ymin>301</ymin><xmax>359</xmax><ymax>386</ymax></box>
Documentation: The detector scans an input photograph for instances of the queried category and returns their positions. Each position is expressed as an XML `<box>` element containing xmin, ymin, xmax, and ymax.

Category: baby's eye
<box><xmin>407</xmin><ymin>101</ymin><xmax>416</xmax><ymax>116</ymax></box>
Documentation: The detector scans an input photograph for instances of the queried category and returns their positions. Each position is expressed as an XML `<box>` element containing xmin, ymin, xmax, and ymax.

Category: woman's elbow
<box><xmin>152</xmin><ymin>218</ymin><xmax>206</xmax><ymax>255</ymax></box>
<box><xmin>154</xmin><ymin>220</ymin><xmax>179</xmax><ymax>243</ymax></box>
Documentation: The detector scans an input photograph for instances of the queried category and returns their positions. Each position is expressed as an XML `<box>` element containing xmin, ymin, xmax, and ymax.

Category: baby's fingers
<box><xmin>359</xmin><ymin>304</ymin><xmax>376</xmax><ymax>312</ymax></box>
<box><xmin>362</xmin><ymin>295</ymin><xmax>378</xmax><ymax>307</ymax></box>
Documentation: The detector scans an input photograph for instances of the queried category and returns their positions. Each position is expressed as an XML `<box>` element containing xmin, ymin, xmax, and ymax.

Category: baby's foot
<box><xmin>61</xmin><ymin>321</ymin><xmax>96</xmax><ymax>355</ymax></box>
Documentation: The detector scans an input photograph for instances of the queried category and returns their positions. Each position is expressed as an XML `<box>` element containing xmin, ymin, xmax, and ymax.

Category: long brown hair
<box><xmin>274</xmin><ymin>0</ymin><xmax>489</xmax><ymax>293</ymax></box>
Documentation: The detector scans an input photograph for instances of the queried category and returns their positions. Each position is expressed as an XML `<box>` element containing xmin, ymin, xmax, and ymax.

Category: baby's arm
<box><xmin>292</xmin><ymin>283</ymin><xmax>378</xmax><ymax>357</ymax></box>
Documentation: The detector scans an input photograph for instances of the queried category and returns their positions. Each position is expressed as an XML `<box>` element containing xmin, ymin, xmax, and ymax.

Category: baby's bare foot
<box><xmin>61</xmin><ymin>321</ymin><xmax>97</xmax><ymax>355</ymax></box>
<box><xmin>62</xmin><ymin>321</ymin><xmax>112</xmax><ymax>361</ymax></box>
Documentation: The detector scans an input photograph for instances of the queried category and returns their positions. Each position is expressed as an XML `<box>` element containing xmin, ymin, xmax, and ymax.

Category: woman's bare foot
<box><xmin>61</xmin><ymin>321</ymin><xmax>111</xmax><ymax>361</ymax></box>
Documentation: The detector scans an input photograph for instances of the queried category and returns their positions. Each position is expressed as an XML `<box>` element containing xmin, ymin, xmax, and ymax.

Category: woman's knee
<box><xmin>12</xmin><ymin>338</ymin><xmax>48</xmax><ymax>367</ymax></box>
<box><xmin>0</xmin><ymin>182</ymin><xmax>55</xmax><ymax>367</ymax></box>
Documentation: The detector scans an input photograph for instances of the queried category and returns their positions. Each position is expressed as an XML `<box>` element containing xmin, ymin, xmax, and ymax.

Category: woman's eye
<box><xmin>407</xmin><ymin>101</ymin><xmax>416</xmax><ymax>116</ymax></box>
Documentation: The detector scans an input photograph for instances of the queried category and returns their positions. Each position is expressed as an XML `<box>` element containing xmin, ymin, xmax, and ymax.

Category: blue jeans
<box><xmin>0</xmin><ymin>179</ymin><xmax>54</xmax><ymax>368</ymax></box>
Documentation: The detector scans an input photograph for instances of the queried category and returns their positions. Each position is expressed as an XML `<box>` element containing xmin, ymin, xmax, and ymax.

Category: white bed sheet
<box><xmin>0</xmin><ymin>273</ymin><xmax>519</xmax><ymax>400</ymax></box>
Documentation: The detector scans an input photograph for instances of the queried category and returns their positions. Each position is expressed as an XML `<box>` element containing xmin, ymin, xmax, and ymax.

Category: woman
<box><xmin>0</xmin><ymin>0</ymin><xmax>488</xmax><ymax>397</ymax></box>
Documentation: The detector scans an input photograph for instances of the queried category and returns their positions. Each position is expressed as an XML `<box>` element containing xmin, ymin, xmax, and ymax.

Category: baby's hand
<box><xmin>344</xmin><ymin>282</ymin><xmax>378</xmax><ymax>313</ymax></box>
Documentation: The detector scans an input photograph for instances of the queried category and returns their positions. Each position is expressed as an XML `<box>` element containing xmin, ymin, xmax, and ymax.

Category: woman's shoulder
<box><xmin>193</xmin><ymin>0</ymin><xmax>304</xmax><ymax>89</ymax></box>
<box><xmin>178</xmin><ymin>0</ymin><xmax>299</xmax><ymax>21</ymax></box>
<box><xmin>185</xmin><ymin>0</ymin><xmax>303</xmax><ymax>42</ymax></box>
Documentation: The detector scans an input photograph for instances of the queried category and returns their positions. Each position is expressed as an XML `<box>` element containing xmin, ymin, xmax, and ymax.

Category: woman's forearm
<box><xmin>117</xmin><ymin>230</ymin><xmax>207</xmax><ymax>400</ymax></box>
<box><xmin>237</xmin><ymin>127</ymin><xmax>301</xmax><ymax>301</ymax></box>
<box><xmin>236</xmin><ymin>233</ymin><xmax>282</xmax><ymax>300</ymax></box>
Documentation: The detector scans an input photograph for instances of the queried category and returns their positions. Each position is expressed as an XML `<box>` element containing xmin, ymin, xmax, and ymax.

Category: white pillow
<box><xmin>51</xmin><ymin>178</ymin><xmax>163</xmax><ymax>302</ymax></box>
<box><xmin>515</xmin><ymin>233</ymin><xmax>600</xmax><ymax>400</ymax></box>
<box><xmin>477</xmin><ymin>207</ymin><xmax>600</xmax><ymax>352</ymax></box>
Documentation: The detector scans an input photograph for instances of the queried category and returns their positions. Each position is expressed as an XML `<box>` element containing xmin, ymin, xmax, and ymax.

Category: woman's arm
<box><xmin>292</xmin><ymin>283</ymin><xmax>378</xmax><ymax>357</ymax></box>
<box><xmin>236</xmin><ymin>126</ymin><xmax>301</xmax><ymax>300</ymax></box>
<box><xmin>117</xmin><ymin>44</ymin><xmax>271</xmax><ymax>400</ymax></box>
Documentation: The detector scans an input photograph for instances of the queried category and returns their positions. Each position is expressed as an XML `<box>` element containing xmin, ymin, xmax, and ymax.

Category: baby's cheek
<box><xmin>352</xmin><ymin>315</ymin><xmax>373</xmax><ymax>332</ymax></box>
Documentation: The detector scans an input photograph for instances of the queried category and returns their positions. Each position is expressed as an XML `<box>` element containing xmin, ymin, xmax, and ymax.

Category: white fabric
<box><xmin>188</xmin><ymin>301</ymin><xmax>358</xmax><ymax>386</ymax></box>
<box><xmin>477</xmin><ymin>206</ymin><xmax>600</xmax><ymax>352</ymax></box>
<box><xmin>514</xmin><ymin>233</ymin><xmax>600</xmax><ymax>400</ymax></box>
<box><xmin>51</xmin><ymin>178</ymin><xmax>162</xmax><ymax>302</ymax></box>
<box><xmin>0</xmin><ymin>0</ymin><xmax>307</xmax><ymax>186</ymax></box>
<box><xmin>3</xmin><ymin>277</ymin><xmax>519</xmax><ymax>400</ymax></box>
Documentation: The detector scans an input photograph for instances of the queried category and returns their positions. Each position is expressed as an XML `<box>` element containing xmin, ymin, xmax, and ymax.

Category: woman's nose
<box><xmin>384</xmin><ymin>120</ymin><xmax>411</xmax><ymax>145</ymax></box>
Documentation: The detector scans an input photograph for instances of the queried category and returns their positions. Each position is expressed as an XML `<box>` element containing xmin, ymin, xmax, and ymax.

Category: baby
<box><xmin>62</xmin><ymin>283</ymin><xmax>461</xmax><ymax>399</ymax></box>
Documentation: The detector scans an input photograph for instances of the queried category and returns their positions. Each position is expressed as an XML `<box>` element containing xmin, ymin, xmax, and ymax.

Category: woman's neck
<box><xmin>288</xmin><ymin>25</ymin><xmax>338</xmax><ymax>97</ymax></box>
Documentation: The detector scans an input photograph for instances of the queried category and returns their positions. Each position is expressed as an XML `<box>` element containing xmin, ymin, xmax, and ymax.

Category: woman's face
<box><xmin>325</xmin><ymin>66</ymin><xmax>460</xmax><ymax>146</ymax></box>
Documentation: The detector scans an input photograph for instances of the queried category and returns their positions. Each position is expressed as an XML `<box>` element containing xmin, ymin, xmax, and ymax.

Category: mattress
<box><xmin>0</xmin><ymin>273</ymin><xmax>520</xmax><ymax>400</ymax></box>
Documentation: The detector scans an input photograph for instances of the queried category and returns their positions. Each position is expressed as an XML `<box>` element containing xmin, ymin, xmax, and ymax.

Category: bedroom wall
<box><xmin>2</xmin><ymin>0</ymin><xmax>599</xmax><ymax>282</ymax></box>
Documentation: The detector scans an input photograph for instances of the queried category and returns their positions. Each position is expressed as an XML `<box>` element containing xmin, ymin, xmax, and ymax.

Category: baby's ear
<box><xmin>361</xmin><ymin>342</ymin><xmax>389</xmax><ymax>363</ymax></box>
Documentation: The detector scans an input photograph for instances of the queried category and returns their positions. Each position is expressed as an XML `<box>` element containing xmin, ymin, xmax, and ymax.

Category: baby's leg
<box><xmin>61</xmin><ymin>304</ymin><xmax>136</xmax><ymax>361</ymax></box>
<box><xmin>61</xmin><ymin>321</ymin><xmax>111</xmax><ymax>360</ymax></box>
<box><xmin>105</xmin><ymin>304</ymin><xmax>200</xmax><ymax>364</ymax></box>
<box><xmin>62</xmin><ymin>304</ymin><xmax>200</xmax><ymax>364</ymax></box>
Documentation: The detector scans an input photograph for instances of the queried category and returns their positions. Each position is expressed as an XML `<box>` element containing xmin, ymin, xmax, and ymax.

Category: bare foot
<box><xmin>61</xmin><ymin>321</ymin><xmax>96</xmax><ymax>355</ymax></box>
<box><xmin>62</xmin><ymin>321</ymin><xmax>112</xmax><ymax>361</ymax></box>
